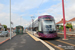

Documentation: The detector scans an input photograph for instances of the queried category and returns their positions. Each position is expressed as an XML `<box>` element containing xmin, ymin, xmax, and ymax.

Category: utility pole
<box><xmin>62</xmin><ymin>0</ymin><xmax>67</xmax><ymax>40</ymax></box>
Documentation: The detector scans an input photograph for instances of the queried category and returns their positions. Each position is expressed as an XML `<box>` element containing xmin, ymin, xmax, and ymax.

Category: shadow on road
<box><xmin>23</xmin><ymin>33</ymin><xmax>27</xmax><ymax>34</ymax></box>
<box><xmin>40</xmin><ymin>36</ymin><xmax>60</xmax><ymax>40</ymax></box>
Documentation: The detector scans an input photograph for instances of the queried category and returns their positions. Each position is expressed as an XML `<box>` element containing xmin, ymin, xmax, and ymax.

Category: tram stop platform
<box><xmin>57</xmin><ymin>31</ymin><xmax>75</xmax><ymax>37</ymax></box>
<box><xmin>0</xmin><ymin>33</ymin><xmax>50</xmax><ymax>50</ymax></box>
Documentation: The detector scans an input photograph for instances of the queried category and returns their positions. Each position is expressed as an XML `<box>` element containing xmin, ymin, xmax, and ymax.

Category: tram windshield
<box><xmin>43</xmin><ymin>20</ymin><xmax>56</xmax><ymax>32</ymax></box>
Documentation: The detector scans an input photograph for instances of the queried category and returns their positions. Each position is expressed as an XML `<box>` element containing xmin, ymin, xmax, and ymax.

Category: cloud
<box><xmin>0</xmin><ymin>12</ymin><xmax>30</xmax><ymax>28</ymax></box>
<box><xmin>0</xmin><ymin>0</ymin><xmax>75</xmax><ymax>28</ymax></box>
<box><xmin>53</xmin><ymin>0</ymin><xmax>75</xmax><ymax>22</ymax></box>
<box><xmin>37</xmin><ymin>2</ymin><xmax>62</xmax><ymax>22</ymax></box>
<box><xmin>0</xmin><ymin>4</ymin><xmax>4</xmax><ymax>12</ymax></box>
<box><xmin>0</xmin><ymin>0</ymin><xmax>50</xmax><ymax>27</ymax></box>
<box><xmin>37</xmin><ymin>0</ymin><xmax>75</xmax><ymax>23</ymax></box>
<box><xmin>65</xmin><ymin>0</ymin><xmax>75</xmax><ymax>20</ymax></box>
<box><xmin>11</xmin><ymin>13</ymin><xmax>31</xmax><ymax>27</ymax></box>
<box><xmin>0</xmin><ymin>13</ymin><xmax>10</xmax><ymax>27</ymax></box>
<box><xmin>38</xmin><ymin>13</ymin><xmax>50</xmax><ymax>16</ymax></box>
<box><xmin>11</xmin><ymin>0</ymin><xmax>49</xmax><ymax>12</ymax></box>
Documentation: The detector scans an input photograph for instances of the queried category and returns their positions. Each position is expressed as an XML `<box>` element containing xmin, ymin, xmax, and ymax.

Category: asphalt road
<box><xmin>0</xmin><ymin>33</ymin><xmax>49</xmax><ymax>50</ymax></box>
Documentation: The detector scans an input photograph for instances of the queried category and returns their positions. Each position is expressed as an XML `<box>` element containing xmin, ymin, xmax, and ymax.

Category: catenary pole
<box><xmin>62</xmin><ymin>0</ymin><xmax>66</xmax><ymax>39</ymax></box>
<box><xmin>10</xmin><ymin>0</ymin><xmax>11</xmax><ymax>39</ymax></box>
<box><xmin>31</xmin><ymin>16</ymin><xmax>34</xmax><ymax>34</ymax></box>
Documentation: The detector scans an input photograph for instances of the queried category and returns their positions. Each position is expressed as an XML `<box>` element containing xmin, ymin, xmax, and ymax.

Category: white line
<box><xmin>39</xmin><ymin>39</ymin><xmax>55</xmax><ymax>50</ymax></box>
<box><xmin>28</xmin><ymin>31</ymin><xmax>55</xmax><ymax>50</ymax></box>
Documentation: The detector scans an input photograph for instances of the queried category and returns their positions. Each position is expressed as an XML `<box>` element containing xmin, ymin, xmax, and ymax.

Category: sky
<box><xmin>0</xmin><ymin>0</ymin><xmax>75</xmax><ymax>28</ymax></box>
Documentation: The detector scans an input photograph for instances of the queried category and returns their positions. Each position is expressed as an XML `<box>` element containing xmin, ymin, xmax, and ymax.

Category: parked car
<box><xmin>0</xmin><ymin>31</ymin><xmax>9</xmax><ymax>37</ymax></box>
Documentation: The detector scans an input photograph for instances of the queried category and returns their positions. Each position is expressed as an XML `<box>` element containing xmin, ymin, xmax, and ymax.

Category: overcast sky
<box><xmin>0</xmin><ymin>0</ymin><xmax>75</xmax><ymax>28</ymax></box>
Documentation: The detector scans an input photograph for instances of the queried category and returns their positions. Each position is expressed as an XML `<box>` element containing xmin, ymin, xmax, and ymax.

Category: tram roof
<box><xmin>38</xmin><ymin>15</ymin><xmax>53</xmax><ymax>19</ymax></box>
<box><xmin>33</xmin><ymin>17</ymin><xmax>38</xmax><ymax>22</ymax></box>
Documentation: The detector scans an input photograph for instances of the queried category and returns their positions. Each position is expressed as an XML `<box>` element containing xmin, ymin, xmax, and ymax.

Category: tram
<box><xmin>28</xmin><ymin>15</ymin><xmax>57</xmax><ymax>38</ymax></box>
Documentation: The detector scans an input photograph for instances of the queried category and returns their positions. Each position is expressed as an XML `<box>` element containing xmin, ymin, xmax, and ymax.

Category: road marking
<box><xmin>44</xmin><ymin>40</ymin><xmax>64</xmax><ymax>50</ymax></box>
<box><xmin>56</xmin><ymin>40</ymin><xmax>75</xmax><ymax>46</ymax></box>
<box><xmin>27</xmin><ymin>32</ymin><xmax>40</xmax><ymax>41</ymax></box>
<box><xmin>27</xmin><ymin>31</ymin><xmax>55</xmax><ymax>50</ymax></box>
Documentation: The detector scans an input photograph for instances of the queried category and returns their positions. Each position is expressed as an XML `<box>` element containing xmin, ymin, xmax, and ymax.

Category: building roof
<box><xmin>56</xmin><ymin>18</ymin><xmax>67</xmax><ymax>24</ymax></box>
<box><xmin>67</xmin><ymin>17</ymin><xmax>75</xmax><ymax>22</ymax></box>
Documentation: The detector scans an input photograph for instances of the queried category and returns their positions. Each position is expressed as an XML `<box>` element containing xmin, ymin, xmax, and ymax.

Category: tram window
<box><xmin>46</xmin><ymin>25</ymin><xmax>48</xmax><ymax>28</ymax></box>
<box><xmin>45</xmin><ymin>25</ymin><xmax>52</xmax><ymax>28</ymax></box>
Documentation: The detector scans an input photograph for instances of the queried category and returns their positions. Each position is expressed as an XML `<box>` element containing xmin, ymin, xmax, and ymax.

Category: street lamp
<box><xmin>31</xmin><ymin>15</ymin><xmax>35</xmax><ymax>33</ymax></box>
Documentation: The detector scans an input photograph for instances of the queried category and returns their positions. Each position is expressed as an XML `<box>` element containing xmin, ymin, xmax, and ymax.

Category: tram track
<box><xmin>44</xmin><ymin>40</ymin><xmax>64</xmax><ymax>50</ymax></box>
<box><xmin>43</xmin><ymin>38</ymin><xmax>75</xmax><ymax>50</ymax></box>
<box><xmin>56</xmin><ymin>40</ymin><xmax>75</xmax><ymax>46</ymax></box>
<box><xmin>26</xmin><ymin>31</ymin><xmax>75</xmax><ymax>50</ymax></box>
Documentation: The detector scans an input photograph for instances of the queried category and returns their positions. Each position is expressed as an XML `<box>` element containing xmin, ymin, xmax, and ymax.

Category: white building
<box><xmin>56</xmin><ymin>18</ymin><xmax>67</xmax><ymax>27</ymax></box>
<box><xmin>56</xmin><ymin>17</ymin><xmax>75</xmax><ymax>29</ymax></box>
<box><xmin>67</xmin><ymin>17</ymin><xmax>75</xmax><ymax>29</ymax></box>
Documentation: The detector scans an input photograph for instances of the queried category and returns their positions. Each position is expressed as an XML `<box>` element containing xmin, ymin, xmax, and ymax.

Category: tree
<box><xmin>59</xmin><ymin>25</ymin><xmax>63</xmax><ymax>31</ymax></box>
<box><xmin>3</xmin><ymin>25</ymin><xmax>7</xmax><ymax>31</ymax></box>
<box><xmin>66</xmin><ymin>23</ymin><xmax>73</xmax><ymax>29</ymax></box>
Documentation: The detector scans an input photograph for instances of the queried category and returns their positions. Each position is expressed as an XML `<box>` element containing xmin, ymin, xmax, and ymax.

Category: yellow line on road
<box><xmin>27</xmin><ymin>32</ymin><xmax>39</xmax><ymax>41</ymax></box>
<box><xmin>44</xmin><ymin>40</ymin><xmax>64</xmax><ymax>50</ymax></box>
<box><xmin>27</xmin><ymin>31</ymin><xmax>55</xmax><ymax>50</ymax></box>
<box><xmin>56</xmin><ymin>40</ymin><xmax>75</xmax><ymax>46</ymax></box>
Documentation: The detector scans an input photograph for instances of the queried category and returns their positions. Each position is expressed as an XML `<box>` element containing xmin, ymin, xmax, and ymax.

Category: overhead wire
<box><xmin>35</xmin><ymin>0</ymin><xmax>62</xmax><ymax>18</ymax></box>
<box><xmin>36</xmin><ymin>0</ymin><xmax>62</xmax><ymax>16</ymax></box>
<box><xmin>37</xmin><ymin>0</ymin><xmax>43</xmax><ymax>16</ymax></box>
<box><xmin>35</xmin><ymin>0</ymin><xmax>44</xmax><ymax>16</ymax></box>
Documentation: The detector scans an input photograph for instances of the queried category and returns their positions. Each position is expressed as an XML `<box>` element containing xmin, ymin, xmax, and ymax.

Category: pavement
<box><xmin>0</xmin><ymin>32</ymin><xmax>16</xmax><ymax>43</ymax></box>
<box><xmin>58</xmin><ymin>31</ymin><xmax>75</xmax><ymax>34</ymax></box>
<box><xmin>57</xmin><ymin>31</ymin><xmax>75</xmax><ymax>37</ymax></box>
<box><xmin>0</xmin><ymin>33</ymin><xmax>49</xmax><ymax>50</ymax></box>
